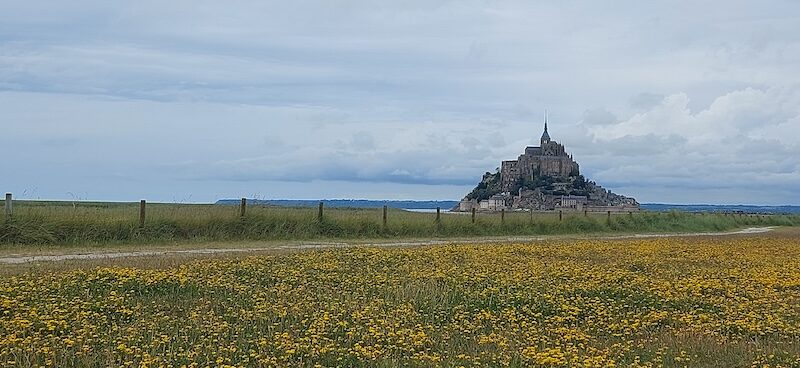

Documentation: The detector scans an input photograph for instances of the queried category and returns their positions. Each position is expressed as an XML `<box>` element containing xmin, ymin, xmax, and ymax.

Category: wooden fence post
<box><xmin>471</xmin><ymin>207</ymin><xmax>476</xmax><ymax>224</ymax></box>
<box><xmin>240</xmin><ymin>198</ymin><xmax>247</xmax><ymax>218</ymax></box>
<box><xmin>584</xmin><ymin>210</ymin><xmax>588</xmax><ymax>217</ymax></box>
<box><xmin>607</xmin><ymin>210</ymin><xmax>611</xmax><ymax>223</ymax></box>
<box><xmin>530</xmin><ymin>208</ymin><xmax>534</xmax><ymax>223</ymax></box>
<box><xmin>436</xmin><ymin>207</ymin><xmax>441</xmax><ymax>223</ymax></box>
<box><xmin>318</xmin><ymin>202</ymin><xmax>324</xmax><ymax>222</ymax></box>
<box><xmin>4</xmin><ymin>193</ymin><xmax>11</xmax><ymax>220</ymax></box>
<box><xmin>139</xmin><ymin>200</ymin><xmax>146</xmax><ymax>228</ymax></box>
<box><xmin>501</xmin><ymin>209</ymin><xmax>505</xmax><ymax>224</ymax></box>
<box><xmin>382</xmin><ymin>205</ymin><xmax>388</xmax><ymax>227</ymax></box>
<box><xmin>559</xmin><ymin>210</ymin><xmax>562</xmax><ymax>222</ymax></box>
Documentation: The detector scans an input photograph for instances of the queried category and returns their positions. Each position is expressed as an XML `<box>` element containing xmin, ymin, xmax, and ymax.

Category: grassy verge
<box><xmin>1</xmin><ymin>200</ymin><xmax>798</xmax><ymax>247</ymax></box>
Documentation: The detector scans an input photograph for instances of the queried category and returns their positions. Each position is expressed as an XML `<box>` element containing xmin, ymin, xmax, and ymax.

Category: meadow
<box><xmin>0</xmin><ymin>231</ymin><xmax>799</xmax><ymax>367</ymax></box>
<box><xmin>2</xmin><ymin>200</ymin><xmax>799</xmax><ymax>247</ymax></box>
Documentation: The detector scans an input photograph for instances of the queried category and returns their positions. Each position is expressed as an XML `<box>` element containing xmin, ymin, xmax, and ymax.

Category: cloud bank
<box><xmin>1</xmin><ymin>1</ymin><xmax>799</xmax><ymax>204</ymax></box>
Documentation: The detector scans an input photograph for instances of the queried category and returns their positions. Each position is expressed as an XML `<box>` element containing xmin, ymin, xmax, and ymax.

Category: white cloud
<box><xmin>579</xmin><ymin>87</ymin><xmax>800</xmax><ymax>203</ymax></box>
<box><xmin>1</xmin><ymin>1</ymin><xmax>799</xmax><ymax>204</ymax></box>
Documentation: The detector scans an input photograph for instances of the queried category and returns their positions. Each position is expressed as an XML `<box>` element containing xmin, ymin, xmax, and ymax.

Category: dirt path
<box><xmin>0</xmin><ymin>227</ymin><xmax>776</xmax><ymax>265</ymax></box>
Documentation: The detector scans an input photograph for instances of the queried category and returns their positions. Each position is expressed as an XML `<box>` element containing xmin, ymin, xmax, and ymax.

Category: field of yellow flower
<box><xmin>2</xmin><ymin>233</ymin><xmax>800</xmax><ymax>367</ymax></box>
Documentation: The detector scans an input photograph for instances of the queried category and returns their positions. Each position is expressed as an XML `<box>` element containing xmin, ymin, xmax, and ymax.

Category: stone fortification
<box><xmin>457</xmin><ymin>119</ymin><xmax>639</xmax><ymax>212</ymax></box>
<box><xmin>500</xmin><ymin>121</ymin><xmax>579</xmax><ymax>192</ymax></box>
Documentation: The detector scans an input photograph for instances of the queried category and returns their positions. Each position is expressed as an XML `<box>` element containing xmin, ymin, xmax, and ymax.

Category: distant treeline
<box><xmin>216</xmin><ymin>199</ymin><xmax>460</xmax><ymax>210</ymax></box>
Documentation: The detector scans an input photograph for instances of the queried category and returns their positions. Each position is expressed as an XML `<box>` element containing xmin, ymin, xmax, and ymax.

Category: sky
<box><xmin>1</xmin><ymin>1</ymin><xmax>799</xmax><ymax>205</ymax></box>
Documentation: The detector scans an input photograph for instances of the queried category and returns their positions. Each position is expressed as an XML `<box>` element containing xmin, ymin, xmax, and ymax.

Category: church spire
<box><xmin>540</xmin><ymin>110</ymin><xmax>551</xmax><ymax>143</ymax></box>
<box><xmin>544</xmin><ymin>110</ymin><xmax>548</xmax><ymax>132</ymax></box>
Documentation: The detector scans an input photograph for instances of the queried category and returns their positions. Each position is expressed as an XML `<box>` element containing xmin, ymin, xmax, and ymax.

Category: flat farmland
<box><xmin>1</xmin><ymin>230</ymin><xmax>799</xmax><ymax>367</ymax></box>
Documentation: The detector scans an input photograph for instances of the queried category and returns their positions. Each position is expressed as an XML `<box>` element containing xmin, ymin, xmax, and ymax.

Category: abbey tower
<box><xmin>500</xmin><ymin>121</ymin><xmax>580</xmax><ymax>192</ymax></box>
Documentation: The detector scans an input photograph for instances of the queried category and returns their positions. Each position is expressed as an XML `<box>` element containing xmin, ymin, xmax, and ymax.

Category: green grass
<box><xmin>1</xmin><ymin>200</ymin><xmax>798</xmax><ymax>246</ymax></box>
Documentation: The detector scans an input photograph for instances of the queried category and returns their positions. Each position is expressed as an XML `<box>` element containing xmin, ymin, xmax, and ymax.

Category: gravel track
<box><xmin>0</xmin><ymin>227</ymin><xmax>775</xmax><ymax>265</ymax></box>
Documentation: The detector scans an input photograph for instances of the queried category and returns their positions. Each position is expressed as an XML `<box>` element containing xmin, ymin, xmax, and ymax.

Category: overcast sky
<box><xmin>2</xmin><ymin>1</ymin><xmax>799</xmax><ymax>204</ymax></box>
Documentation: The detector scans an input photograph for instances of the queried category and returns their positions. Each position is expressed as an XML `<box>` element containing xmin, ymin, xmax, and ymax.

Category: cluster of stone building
<box><xmin>456</xmin><ymin>119</ymin><xmax>639</xmax><ymax>212</ymax></box>
<box><xmin>500</xmin><ymin>121</ymin><xmax>579</xmax><ymax>192</ymax></box>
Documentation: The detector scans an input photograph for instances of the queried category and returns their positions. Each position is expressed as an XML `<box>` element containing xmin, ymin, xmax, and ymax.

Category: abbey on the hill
<box><xmin>457</xmin><ymin>117</ymin><xmax>639</xmax><ymax>212</ymax></box>
<box><xmin>500</xmin><ymin>120</ymin><xmax>580</xmax><ymax>193</ymax></box>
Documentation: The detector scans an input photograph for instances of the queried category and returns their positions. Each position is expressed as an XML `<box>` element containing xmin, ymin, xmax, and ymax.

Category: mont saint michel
<box><xmin>457</xmin><ymin>119</ymin><xmax>639</xmax><ymax>212</ymax></box>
